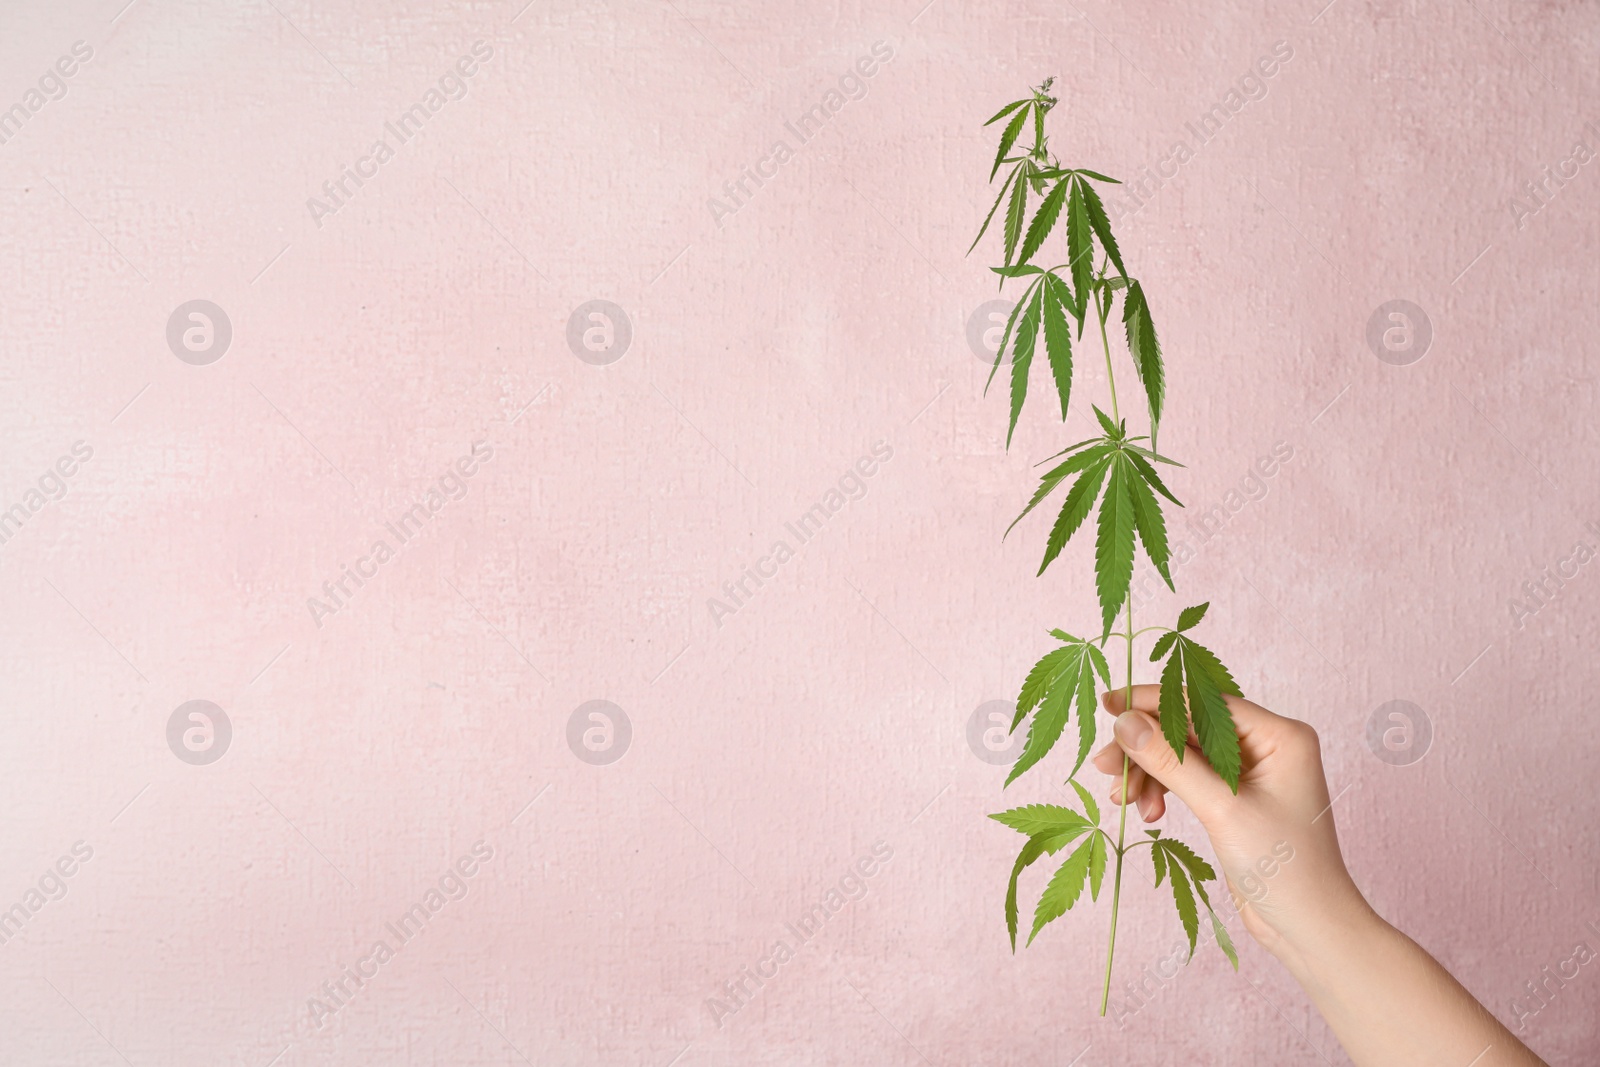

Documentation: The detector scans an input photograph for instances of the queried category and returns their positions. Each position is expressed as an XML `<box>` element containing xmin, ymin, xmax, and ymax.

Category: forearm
<box><xmin>1276</xmin><ymin>902</ymin><xmax>1546</xmax><ymax>1067</ymax></box>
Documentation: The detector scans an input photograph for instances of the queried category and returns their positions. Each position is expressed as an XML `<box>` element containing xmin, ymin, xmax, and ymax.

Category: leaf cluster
<box><xmin>1005</xmin><ymin>406</ymin><xmax>1182</xmax><ymax>637</ymax></box>
<box><xmin>1147</xmin><ymin>830</ymin><xmax>1237</xmax><ymax>968</ymax></box>
<box><xmin>973</xmin><ymin>81</ymin><xmax>1248</xmax><ymax>990</ymax></box>
<box><xmin>971</xmin><ymin>82</ymin><xmax>1164</xmax><ymax>452</ymax></box>
<box><xmin>1150</xmin><ymin>602</ymin><xmax>1245</xmax><ymax>793</ymax></box>
<box><xmin>989</xmin><ymin>781</ymin><xmax>1107</xmax><ymax>949</ymax></box>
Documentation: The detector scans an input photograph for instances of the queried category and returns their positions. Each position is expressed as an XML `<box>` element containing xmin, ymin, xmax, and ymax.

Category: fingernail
<box><xmin>1115</xmin><ymin>712</ymin><xmax>1152</xmax><ymax>752</ymax></box>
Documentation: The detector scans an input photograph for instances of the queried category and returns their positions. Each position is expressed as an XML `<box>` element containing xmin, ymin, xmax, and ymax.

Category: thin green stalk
<box><xmin>1097</xmin><ymin>291</ymin><xmax>1119</xmax><ymax>423</ymax></box>
<box><xmin>1100</xmin><ymin>598</ymin><xmax>1135</xmax><ymax>1015</ymax></box>
<box><xmin>1097</xmin><ymin>292</ymin><xmax>1135</xmax><ymax>1016</ymax></box>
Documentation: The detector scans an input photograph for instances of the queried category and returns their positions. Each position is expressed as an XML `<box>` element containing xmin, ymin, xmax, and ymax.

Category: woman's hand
<box><xmin>1093</xmin><ymin>685</ymin><xmax>1548</xmax><ymax>1067</ymax></box>
<box><xmin>1091</xmin><ymin>684</ymin><xmax>1371</xmax><ymax>960</ymax></box>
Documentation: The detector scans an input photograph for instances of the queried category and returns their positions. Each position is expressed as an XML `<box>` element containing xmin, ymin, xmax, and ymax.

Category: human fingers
<box><xmin>1109</xmin><ymin>709</ymin><xmax>1234</xmax><ymax>823</ymax></box>
<box><xmin>1103</xmin><ymin>687</ymin><xmax>1303</xmax><ymax>751</ymax></box>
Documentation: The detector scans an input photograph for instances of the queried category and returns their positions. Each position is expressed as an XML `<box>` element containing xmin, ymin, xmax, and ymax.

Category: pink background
<box><xmin>2</xmin><ymin>1</ymin><xmax>1597</xmax><ymax>1064</ymax></box>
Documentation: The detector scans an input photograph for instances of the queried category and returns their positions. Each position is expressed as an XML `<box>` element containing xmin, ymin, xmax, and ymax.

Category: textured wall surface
<box><xmin>1</xmin><ymin>1</ymin><xmax>1597</xmax><ymax>1064</ymax></box>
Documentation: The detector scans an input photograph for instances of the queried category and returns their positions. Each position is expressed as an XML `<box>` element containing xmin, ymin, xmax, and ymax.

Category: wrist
<box><xmin>1272</xmin><ymin>889</ymin><xmax>1390</xmax><ymax>985</ymax></box>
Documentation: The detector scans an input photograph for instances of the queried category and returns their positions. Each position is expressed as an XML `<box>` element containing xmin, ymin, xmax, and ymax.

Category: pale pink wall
<box><xmin>1</xmin><ymin>1</ymin><xmax>1596</xmax><ymax>1064</ymax></box>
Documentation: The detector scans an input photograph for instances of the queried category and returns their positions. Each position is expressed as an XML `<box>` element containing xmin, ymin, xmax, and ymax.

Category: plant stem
<box><xmin>1097</xmin><ymin>286</ymin><xmax>1135</xmax><ymax>1015</ymax></box>
<box><xmin>1097</xmin><ymin>296</ymin><xmax>1119</xmax><ymax>423</ymax></box>
<box><xmin>1100</xmin><ymin>597</ymin><xmax>1135</xmax><ymax>1015</ymax></box>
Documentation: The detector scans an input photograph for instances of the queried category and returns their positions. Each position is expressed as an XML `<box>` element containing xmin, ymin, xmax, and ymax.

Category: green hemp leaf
<box><xmin>1005</xmin><ymin>630</ymin><xmax>1110</xmax><ymax>786</ymax></box>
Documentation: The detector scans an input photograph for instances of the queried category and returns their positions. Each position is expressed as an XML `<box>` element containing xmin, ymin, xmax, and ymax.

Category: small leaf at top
<box><xmin>992</xmin><ymin>106</ymin><xmax>1030</xmax><ymax>180</ymax></box>
<box><xmin>1176</xmin><ymin>602</ymin><xmax>1209</xmax><ymax>631</ymax></box>
<box><xmin>983</xmin><ymin>98</ymin><xmax>1030</xmax><ymax>126</ymax></box>
<box><xmin>1074</xmin><ymin>168</ymin><xmax>1121</xmax><ymax>183</ymax></box>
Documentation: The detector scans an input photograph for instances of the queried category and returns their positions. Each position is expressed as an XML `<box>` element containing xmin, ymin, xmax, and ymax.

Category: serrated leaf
<box><xmin>1005</xmin><ymin>647</ymin><xmax>1080</xmax><ymax>786</ymax></box>
<box><xmin>983</xmin><ymin>98</ymin><xmax>1030</xmax><ymax>126</ymax></box>
<box><xmin>1014</xmin><ymin>645</ymin><xmax>1073</xmax><ymax>727</ymax></box>
<box><xmin>1005</xmin><ymin>284</ymin><xmax>1045</xmax><ymax>447</ymax></box>
<box><xmin>1005</xmin><ymin>444</ymin><xmax>1108</xmax><ymax>539</ymax></box>
<box><xmin>990</xmin><ymin>264</ymin><xmax>1044</xmax><ymax>278</ymax></box>
<box><xmin>989</xmin><ymin>803</ymin><xmax>1093</xmax><ymax>837</ymax></box>
<box><xmin>1183</xmin><ymin>638</ymin><xmax>1242</xmax><ymax>697</ymax></box>
<box><xmin>1157</xmin><ymin>642</ymin><xmax>1190</xmax><ymax>759</ymax></box>
<box><xmin>1094</xmin><ymin>457</ymin><xmax>1136</xmax><ymax>638</ymax></box>
<box><xmin>1181</xmin><ymin>639</ymin><xmax>1242</xmax><ymax>792</ymax></box>
<box><xmin>1085</xmin><ymin>641</ymin><xmax>1111</xmax><ymax>687</ymax></box>
<box><xmin>1034</xmin><ymin>434</ymin><xmax>1103</xmax><ymax>466</ymax></box>
<box><xmin>1126</xmin><ymin>461</ymin><xmax>1173</xmax><ymax>590</ymax></box>
<box><xmin>1038</xmin><ymin>455</ymin><xmax>1110</xmax><ymax>574</ymax></box>
<box><xmin>968</xmin><ymin>165</ymin><xmax>1019</xmax><ymax>255</ymax></box>
<box><xmin>1079</xmin><ymin>181</ymin><xmax>1125</xmax><ymax>279</ymax></box>
<box><xmin>1004</xmin><ymin>828</ymin><xmax>1077</xmax><ymax>950</ymax></box>
<box><xmin>1208</xmin><ymin>904</ymin><xmax>1239</xmax><ymax>969</ymax></box>
<box><xmin>1186</xmin><ymin>871</ymin><xmax>1239</xmax><ymax>970</ymax></box>
<box><xmin>1122</xmin><ymin>280</ymin><xmax>1166</xmax><ymax>449</ymax></box>
<box><xmin>1007</xmin><ymin>634</ymin><xmax>1106</xmax><ymax>785</ymax></box>
<box><xmin>1007</xmin><ymin>639</ymin><xmax>1102</xmax><ymax>785</ymax></box>
<box><xmin>1041</xmin><ymin>274</ymin><xmax>1075</xmax><ymax>421</ymax></box>
<box><xmin>1017</xmin><ymin>176</ymin><xmax>1070</xmax><ymax>267</ymax></box>
<box><xmin>1125</xmin><ymin>450</ymin><xmax>1182</xmax><ymax>507</ymax></box>
<box><xmin>1160</xmin><ymin>836</ymin><xmax>1218</xmax><ymax>884</ymax></box>
<box><xmin>1003</xmin><ymin>167</ymin><xmax>1029</xmax><ymax>266</ymax></box>
<box><xmin>1149</xmin><ymin>630</ymin><xmax>1178</xmax><ymax>662</ymax></box>
<box><xmin>1091</xmin><ymin>405</ymin><xmax>1121</xmax><ymax>439</ymax></box>
<box><xmin>1089</xmin><ymin>831</ymin><xmax>1107</xmax><ymax>901</ymax></box>
<box><xmin>983</xmin><ymin>276</ymin><xmax>1034</xmax><ymax>394</ymax></box>
<box><xmin>1176</xmin><ymin>603</ymin><xmax>1209</xmax><ymax>631</ymax></box>
<box><xmin>992</xmin><ymin>106</ymin><xmax>1030</xmax><ymax>180</ymax></box>
<box><xmin>1069</xmin><ymin>778</ymin><xmax>1100</xmax><ymax>826</ymax></box>
<box><xmin>1028</xmin><ymin>836</ymin><xmax>1095</xmax><ymax>945</ymax></box>
<box><xmin>1067</xmin><ymin>642</ymin><xmax>1100</xmax><ymax>777</ymax></box>
<box><xmin>1164</xmin><ymin>848</ymin><xmax>1201</xmax><ymax>959</ymax></box>
<box><xmin>1074</xmin><ymin>168</ymin><xmax>1120</xmax><ymax>183</ymax></box>
<box><xmin>1151</xmin><ymin>837</ymin><xmax>1168</xmax><ymax>886</ymax></box>
<box><xmin>1065</xmin><ymin>179</ymin><xmax>1093</xmax><ymax>308</ymax></box>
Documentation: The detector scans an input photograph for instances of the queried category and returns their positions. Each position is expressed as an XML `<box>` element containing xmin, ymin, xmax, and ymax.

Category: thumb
<box><xmin>1111</xmin><ymin>710</ymin><xmax>1233</xmax><ymax>822</ymax></box>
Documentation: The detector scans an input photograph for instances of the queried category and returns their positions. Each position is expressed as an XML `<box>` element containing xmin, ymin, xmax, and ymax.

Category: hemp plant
<box><xmin>971</xmin><ymin>78</ymin><xmax>1246</xmax><ymax>1013</ymax></box>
